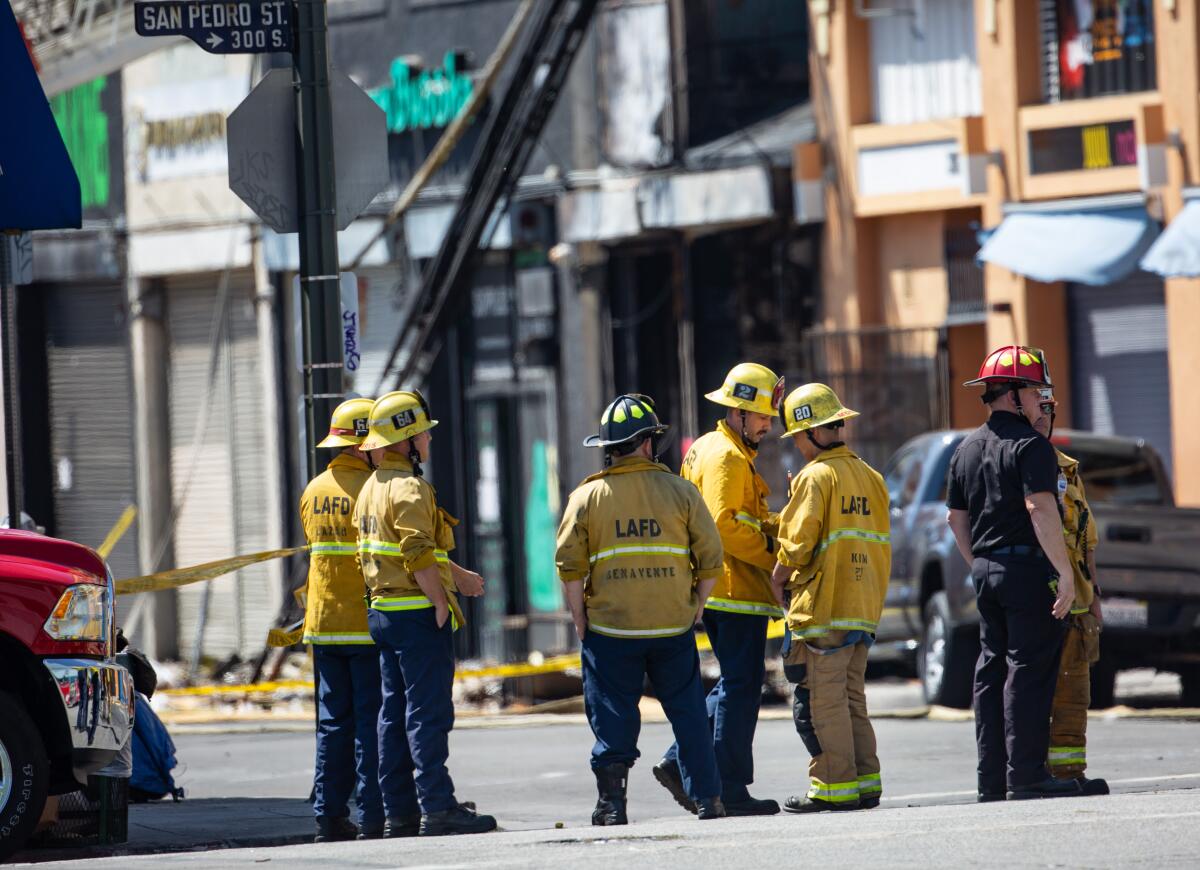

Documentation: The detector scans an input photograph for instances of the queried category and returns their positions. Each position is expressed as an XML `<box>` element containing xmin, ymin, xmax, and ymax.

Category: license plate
<box><xmin>1101</xmin><ymin>597</ymin><xmax>1148</xmax><ymax>628</ymax></box>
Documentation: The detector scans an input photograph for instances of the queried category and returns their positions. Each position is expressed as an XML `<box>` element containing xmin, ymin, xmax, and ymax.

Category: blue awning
<box><xmin>978</xmin><ymin>205</ymin><xmax>1158</xmax><ymax>286</ymax></box>
<box><xmin>1140</xmin><ymin>200</ymin><xmax>1200</xmax><ymax>278</ymax></box>
<box><xmin>0</xmin><ymin>0</ymin><xmax>81</xmax><ymax>231</ymax></box>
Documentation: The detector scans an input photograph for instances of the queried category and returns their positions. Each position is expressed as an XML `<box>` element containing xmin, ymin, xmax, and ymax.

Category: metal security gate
<box><xmin>44</xmin><ymin>282</ymin><xmax>140</xmax><ymax>620</ymax></box>
<box><xmin>1068</xmin><ymin>272</ymin><xmax>1173</xmax><ymax>476</ymax></box>
<box><xmin>800</xmin><ymin>326</ymin><xmax>950</xmax><ymax>470</ymax></box>
<box><xmin>166</xmin><ymin>273</ymin><xmax>276</xmax><ymax>662</ymax></box>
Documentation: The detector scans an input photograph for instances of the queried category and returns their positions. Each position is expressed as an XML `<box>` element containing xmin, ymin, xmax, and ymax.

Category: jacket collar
<box><xmin>583</xmin><ymin>454</ymin><xmax>671</xmax><ymax>483</ymax></box>
<box><xmin>810</xmin><ymin>444</ymin><xmax>857</xmax><ymax>465</ymax></box>
<box><xmin>328</xmin><ymin>452</ymin><xmax>371</xmax><ymax>473</ymax></box>
<box><xmin>716</xmin><ymin>419</ymin><xmax>758</xmax><ymax>460</ymax></box>
<box><xmin>1055</xmin><ymin>447</ymin><xmax>1078</xmax><ymax>473</ymax></box>
<box><xmin>377</xmin><ymin>452</ymin><xmax>416</xmax><ymax>473</ymax></box>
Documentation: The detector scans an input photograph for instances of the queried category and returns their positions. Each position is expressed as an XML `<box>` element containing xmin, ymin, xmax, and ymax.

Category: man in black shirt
<box><xmin>946</xmin><ymin>345</ymin><xmax>1079</xmax><ymax>802</ymax></box>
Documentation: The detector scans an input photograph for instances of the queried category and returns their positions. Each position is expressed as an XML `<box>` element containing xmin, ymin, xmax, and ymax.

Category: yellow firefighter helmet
<box><xmin>704</xmin><ymin>363</ymin><xmax>784</xmax><ymax>417</ymax></box>
<box><xmin>360</xmin><ymin>390</ymin><xmax>438</xmax><ymax>451</ymax></box>
<box><xmin>316</xmin><ymin>397</ymin><xmax>375</xmax><ymax>448</ymax></box>
<box><xmin>779</xmin><ymin>383</ymin><xmax>859</xmax><ymax>438</ymax></box>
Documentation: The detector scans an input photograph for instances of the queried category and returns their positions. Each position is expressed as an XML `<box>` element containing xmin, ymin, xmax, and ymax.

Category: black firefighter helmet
<box><xmin>583</xmin><ymin>394</ymin><xmax>669</xmax><ymax>450</ymax></box>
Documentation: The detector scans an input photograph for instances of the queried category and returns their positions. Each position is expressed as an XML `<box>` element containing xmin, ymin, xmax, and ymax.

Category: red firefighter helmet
<box><xmin>963</xmin><ymin>345</ymin><xmax>1053</xmax><ymax>388</ymax></box>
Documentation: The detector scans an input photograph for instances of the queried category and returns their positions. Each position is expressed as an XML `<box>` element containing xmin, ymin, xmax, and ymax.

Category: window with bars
<box><xmin>1039</xmin><ymin>0</ymin><xmax>1156</xmax><ymax>103</ymax></box>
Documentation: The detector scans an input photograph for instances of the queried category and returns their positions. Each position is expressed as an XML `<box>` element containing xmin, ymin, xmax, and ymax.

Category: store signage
<box><xmin>50</xmin><ymin>77</ymin><xmax>111</xmax><ymax>210</ymax></box>
<box><xmin>134</xmin><ymin>0</ymin><xmax>293</xmax><ymax>54</ymax></box>
<box><xmin>1028</xmin><ymin>120</ymin><xmax>1137</xmax><ymax>175</ymax></box>
<box><xmin>369</xmin><ymin>51</ymin><xmax>474</xmax><ymax>134</ymax></box>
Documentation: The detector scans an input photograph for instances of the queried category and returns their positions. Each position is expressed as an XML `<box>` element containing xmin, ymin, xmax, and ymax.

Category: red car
<box><xmin>0</xmin><ymin>530</ymin><xmax>134</xmax><ymax>860</ymax></box>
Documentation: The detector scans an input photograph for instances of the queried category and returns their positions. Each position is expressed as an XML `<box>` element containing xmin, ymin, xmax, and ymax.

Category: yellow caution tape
<box><xmin>115</xmin><ymin>546</ymin><xmax>308</xmax><ymax>595</ymax></box>
<box><xmin>97</xmin><ymin>505</ymin><xmax>138</xmax><ymax>560</ymax></box>
<box><xmin>161</xmin><ymin>618</ymin><xmax>793</xmax><ymax>696</ymax></box>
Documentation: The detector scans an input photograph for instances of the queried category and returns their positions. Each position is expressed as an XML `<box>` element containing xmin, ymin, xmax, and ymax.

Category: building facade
<box><xmin>807</xmin><ymin>0</ymin><xmax>1199</xmax><ymax>502</ymax></box>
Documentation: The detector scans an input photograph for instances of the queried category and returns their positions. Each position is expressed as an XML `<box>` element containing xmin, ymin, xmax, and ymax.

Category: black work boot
<box><xmin>722</xmin><ymin>795</ymin><xmax>781</xmax><ymax>816</ymax></box>
<box><xmin>1076</xmin><ymin>776</ymin><xmax>1110</xmax><ymax>796</ymax></box>
<box><xmin>357</xmin><ymin>821</ymin><xmax>385</xmax><ymax>840</ymax></box>
<box><xmin>652</xmin><ymin>758</ymin><xmax>696</xmax><ymax>813</ymax></box>
<box><xmin>592</xmin><ymin>763</ymin><xmax>630</xmax><ymax>826</ymax></box>
<box><xmin>382</xmin><ymin>814</ymin><xmax>420</xmax><ymax>838</ymax></box>
<box><xmin>696</xmin><ymin>797</ymin><xmax>726</xmax><ymax>820</ymax></box>
<box><xmin>1007</xmin><ymin>777</ymin><xmax>1082</xmax><ymax>801</ymax></box>
<box><xmin>858</xmin><ymin>795</ymin><xmax>881</xmax><ymax>810</ymax></box>
<box><xmin>783</xmin><ymin>794</ymin><xmax>859</xmax><ymax>813</ymax></box>
<box><xmin>314</xmin><ymin>815</ymin><xmax>358</xmax><ymax>843</ymax></box>
<box><xmin>419</xmin><ymin>803</ymin><xmax>498</xmax><ymax>836</ymax></box>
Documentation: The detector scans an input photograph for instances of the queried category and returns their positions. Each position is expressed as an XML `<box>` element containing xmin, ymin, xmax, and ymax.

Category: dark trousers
<box><xmin>972</xmin><ymin>553</ymin><xmax>1067</xmax><ymax>792</ymax></box>
<box><xmin>663</xmin><ymin>610</ymin><xmax>767</xmax><ymax>802</ymax></box>
<box><xmin>581</xmin><ymin>628</ymin><xmax>721</xmax><ymax>802</ymax></box>
<box><xmin>312</xmin><ymin>644</ymin><xmax>383</xmax><ymax>826</ymax></box>
<box><xmin>368</xmin><ymin>608</ymin><xmax>458</xmax><ymax>816</ymax></box>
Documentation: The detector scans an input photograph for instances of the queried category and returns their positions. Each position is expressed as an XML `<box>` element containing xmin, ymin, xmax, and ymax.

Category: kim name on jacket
<box><xmin>603</xmin><ymin>517</ymin><xmax>678</xmax><ymax>581</ymax></box>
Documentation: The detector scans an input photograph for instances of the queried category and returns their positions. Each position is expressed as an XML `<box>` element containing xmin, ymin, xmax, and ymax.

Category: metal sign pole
<box><xmin>0</xmin><ymin>239</ymin><xmax>22</xmax><ymax>527</ymax></box>
<box><xmin>293</xmin><ymin>0</ymin><xmax>343</xmax><ymax>479</ymax></box>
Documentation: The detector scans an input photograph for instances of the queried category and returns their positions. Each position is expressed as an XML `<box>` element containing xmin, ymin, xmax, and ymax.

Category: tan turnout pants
<box><xmin>1048</xmin><ymin>613</ymin><xmax>1101</xmax><ymax>778</ymax></box>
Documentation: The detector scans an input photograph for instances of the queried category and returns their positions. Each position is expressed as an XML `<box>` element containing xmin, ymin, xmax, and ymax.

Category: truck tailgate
<box><xmin>1093</xmin><ymin>505</ymin><xmax>1200</xmax><ymax>599</ymax></box>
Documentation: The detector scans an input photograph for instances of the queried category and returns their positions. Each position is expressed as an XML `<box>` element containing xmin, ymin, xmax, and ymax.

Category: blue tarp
<box><xmin>0</xmin><ymin>0</ymin><xmax>81</xmax><ymax>231</ymax></box>
<box><xmin>1140</xmin><ymin>200</ymin><xmax>1200</xmax><ymax>278</ymax></box>
<box><xmin>978</xmin><ymin>206</ymin><xmax>1159</xmax><ymax>286</ymax></box>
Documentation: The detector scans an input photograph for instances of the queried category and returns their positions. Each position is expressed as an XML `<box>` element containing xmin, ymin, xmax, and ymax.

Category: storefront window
<box><xmin>1040</xmin><ymin>0</ymin><xmax>1156</xmax><ymax>103</ymax></box>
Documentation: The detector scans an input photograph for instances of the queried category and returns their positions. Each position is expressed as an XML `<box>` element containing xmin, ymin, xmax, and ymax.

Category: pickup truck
<box><xmin>0</xmin><ymin>530</ymin><xmax>134</xmax><ymax>860</ymax></box>
<box><xmin>877</xmin><ymin>429</ymin><xmax>1200</xmax><ymax>709</ymax></box>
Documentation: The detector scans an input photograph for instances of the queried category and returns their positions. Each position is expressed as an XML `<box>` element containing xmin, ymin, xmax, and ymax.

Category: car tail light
<box><xmin>1050</xmin><ymin>434</ymin><xmax>1071</xmax><ymax>446</ymax></box>
<box><xmin>44</xmin><ymin>583</ymin><xmax>110</xmax><ymax>642</ymax></box>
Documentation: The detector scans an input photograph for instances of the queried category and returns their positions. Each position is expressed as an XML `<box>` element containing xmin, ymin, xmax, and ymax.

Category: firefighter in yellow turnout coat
<box><xmin>301</xmin><ymin>398</ymin><xmax>384</xmax><ymax>842</ymax></box>
<box><xmin>770</xmin><ymin>384</ymin><xmax>891</xmax><ymax>813</ymax></box>
<box><xmin>1031</xmin><ymin>390</ymin><xmax>1108</xmax><ymax>796</ymax></box>
<box><xmin>657</xmin><ymin>363</ymin><xmax>784</xmax><ymax>817</ymax></box>
<box><xmin>557</xmin><ymin>394</ymin><xmax>727</xmax><ymax>825</ymax></box>
<box><xmin>353</xmin><ymin>390</ymin><xmax>497</xmax><ymax>838</ymax></box>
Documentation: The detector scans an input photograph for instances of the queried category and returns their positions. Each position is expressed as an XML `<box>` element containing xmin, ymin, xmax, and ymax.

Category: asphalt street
<box><xmin>18</xmin><ymin>708</ymin><xmax>1200</xmax><ymax>868</ymax></box>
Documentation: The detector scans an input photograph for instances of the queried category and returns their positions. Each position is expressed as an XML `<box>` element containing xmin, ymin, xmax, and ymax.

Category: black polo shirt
<box><xmin>946</xmin><ymin>411</ymin><xmax>1059</xmax><ymax>555</ymax></box>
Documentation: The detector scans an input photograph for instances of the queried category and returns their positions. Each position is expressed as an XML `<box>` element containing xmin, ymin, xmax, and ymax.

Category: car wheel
<box><xmin>918</xmin><ymin>591</ymin><xmax>977</xmax><ymax>709</ymax></box>
<box><xmin>0</xmin><ymin>691</ymin><xmax>49</xmax><ymax>862</ymax></box>
<box><xmin>1089</xmin><ymin>651</ymin><xmax>1118</xmax><ymax>709</ymax></box>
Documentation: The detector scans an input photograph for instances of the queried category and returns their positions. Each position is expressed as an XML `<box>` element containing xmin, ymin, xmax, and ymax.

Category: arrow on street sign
<box><xmin>134</xmin><ymin>0</ymin><xmax>293</xmax><ymax>55</ymax></box>
<box><xmin>226</xmin><ymin>69</ymin><xmax>390</xmax><ymax>233</ymax></box>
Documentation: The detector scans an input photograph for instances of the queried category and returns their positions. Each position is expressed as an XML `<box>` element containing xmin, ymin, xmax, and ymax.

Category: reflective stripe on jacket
<box><xmin>1057</xmin><ymin>449</ymin><xmax>1097</xmax><ymax>614</ymax></box>
<box><xmin>352</xmin><ymin>452</ymin><xmax>464</xmax><ymax>627</ymax></box>
<box><xmin>555</xmin><ymin>455</ymin><xmax>724</xmax><ymax>638</ymax></box>
<box><xmin>777</xmin><ymin>445</ymin><xmax>891</xmax><ymax>640</ymax></box>
<box><xmin>300</xmin><ymin>453</ymin><xmax>373</xmax><ymax>645</ymax></box>
<box><xmin>681</xmin><ymin>421</ymin><xmax>783</xmax><ymax>618</ymax></box>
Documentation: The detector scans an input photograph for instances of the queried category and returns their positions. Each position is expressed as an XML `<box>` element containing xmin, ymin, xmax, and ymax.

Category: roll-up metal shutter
<box><xmin>1068</xmin><ymin>272</ymin><xmax>1173</xmax><ymax>475</ymax></box>
<box><xmin>44</xmin><ymin>282</ymin><xmax>140</xmax><ymax>621</ymax></box>
<box><xmin>166</xmin><ymin>272</ymin><xmax>275</xmax><ymax>659</ymax></box>
<box><xmin>869</xmin><ymin>0</ymin><xmax>982</xmax><ymax>125</ymax></box>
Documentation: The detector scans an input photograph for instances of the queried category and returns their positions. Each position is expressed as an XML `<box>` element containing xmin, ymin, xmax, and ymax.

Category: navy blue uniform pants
<box><xmin>662</xmin><ymin>610</ymin><xmax>767</xmax><ymax>802</ymax></box>
<box><xmin>312</xmin><ymin>644</ymin><xmax>383</xmax><ymax>827</ymax></box>
<box><xmin>581</xmin><ymin>628</ymin><xmax>721</xmax><ymax>802</ymax></box>
<box><xmin>972</xmin><ymin>552</ymin><xmax>1068</xmax><ymax>792</ymax></box>
<box><xmin>368</xmin><ymin>607</ymin><xmax>458</xmax><ymax>816</ymax></box>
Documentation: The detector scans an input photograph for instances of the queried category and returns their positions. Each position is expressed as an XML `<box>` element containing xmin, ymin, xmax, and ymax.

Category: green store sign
<box><xmin>50</xmin><ymin>77</ymin><xmax>110</xmax><ymax>210</ymax></box>
<box><xmin>369</xmin><ymin>51</ymin><xmax>474</xmax><ymax>134</ymax></box>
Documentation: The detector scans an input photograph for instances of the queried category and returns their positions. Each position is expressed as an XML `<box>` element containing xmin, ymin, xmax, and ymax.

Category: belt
<box><xmin>984</xmin><ymin>545</ymin><xmax>1044</xmax><ymax>557</ymax></box>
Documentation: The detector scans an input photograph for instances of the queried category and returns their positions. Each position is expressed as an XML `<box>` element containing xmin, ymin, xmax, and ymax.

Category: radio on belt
<box><xmin>134</xmin><ymin>0</ymin><xmax>293</xmax><ymax>54</ymax></box>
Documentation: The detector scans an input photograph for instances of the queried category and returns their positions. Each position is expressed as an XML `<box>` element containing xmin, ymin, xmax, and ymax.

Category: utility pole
<box><xmin>293</xmin><ymin>0</ymin><xmax>343</xmax><ymax>479</ymax></box>
<box><xmin>0</xmin><ymin>238</ymin><xmax>21</xmax><ymax>527</ymax></box>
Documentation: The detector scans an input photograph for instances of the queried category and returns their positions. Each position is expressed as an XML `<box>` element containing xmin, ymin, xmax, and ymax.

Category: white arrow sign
<box><xmin>205</xmin><ymin>32</ymin><xmax>223</xmax><ymax>48</ymax></box>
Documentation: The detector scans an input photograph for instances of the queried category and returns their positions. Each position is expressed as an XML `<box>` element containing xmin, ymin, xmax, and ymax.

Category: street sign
<box><xmin>134</xmin><ymin>0</ymin><xmax>293</xmax><ymax>54</ymax></box>
<box><xmin>226</xmin><ymin>69</ymin><xmax>389</xmax><ymax>233</ymax></box>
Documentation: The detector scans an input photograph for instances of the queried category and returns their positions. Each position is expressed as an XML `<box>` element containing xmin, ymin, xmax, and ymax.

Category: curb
<box><xmin>13</xmin><ymin>832</ymin><xmax>314</xmax><ymax>865</ymax></box>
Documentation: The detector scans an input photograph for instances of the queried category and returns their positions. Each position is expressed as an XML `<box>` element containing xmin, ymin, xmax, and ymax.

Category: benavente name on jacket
<box><xmin>615</xmin><ymin>518</ymin><xmax>662</xmax><ymax>538</ymax></box>
<box><xmin>312</xmin><ymin>495</ymin><xmax>352</xmax><ymax>515</ymax></box>
<box><xmin>839</xmin><ymin>495</ymin><xmax>872</xmax><ymax>515</ymax></box>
